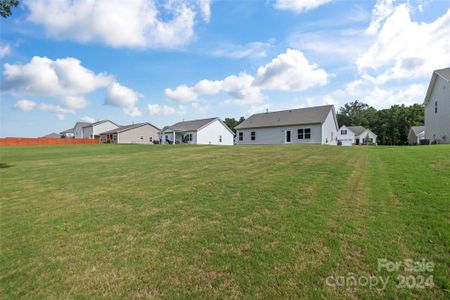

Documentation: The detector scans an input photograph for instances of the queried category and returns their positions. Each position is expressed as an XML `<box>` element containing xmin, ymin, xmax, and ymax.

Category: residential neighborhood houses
<box><xmin>337</xmin><ymin>125</ymin><xmax>377</xmax><ymax>146</ymax></box>
<box><xmin>46</xmin><ymin>68</ymin><xmax>449</xmax><ymax>147</ymax></box>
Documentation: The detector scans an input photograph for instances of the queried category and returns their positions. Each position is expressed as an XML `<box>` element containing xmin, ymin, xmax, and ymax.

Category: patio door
<box><xmin>286</xmin><ymin>130</ymin><xmax>291</xmax><ymax>143</ymax></box>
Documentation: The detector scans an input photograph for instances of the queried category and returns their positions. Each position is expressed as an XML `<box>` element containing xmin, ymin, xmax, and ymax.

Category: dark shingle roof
<box><xmin>347</xmin><ymin>126</ymin><xmax>367</xmax><ymax>136</ymax></box>
<box><xmin>410</xmin><ymin>126</ymin><xmax>425</xmax><ymax>135</ymax></box>
<box><xmin>235</xmin><ymin>105</ymin><xmax>334</xmax><ymax>130</ymax></box>
<box><xmin>101</xmin><ymin>122</ymin><xmax>160</xmax><ymax>134</ymax></box>
<box><xmin>166</xmin><ymin>118</ymin><xmax>217</xmax><ymax>132</ymax></box>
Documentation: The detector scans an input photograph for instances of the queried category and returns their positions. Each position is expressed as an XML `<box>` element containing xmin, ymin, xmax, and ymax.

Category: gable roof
<box><xmin>424</xmin><ymin>67</ymin><xmax>450</xmax><ymax>105</ymax></box>
<box><xmin>101</xmin><ymin>122</ymin><xmax>160</xmax><ymax>134</ymax></box>
<box><xmin>82</xmin><ymin>120</ymin><xmax>118</xmax><ymax>128</ymax></box>
<box><xmin>235</xmin><ymin>105</ymin><xmax>334</xmax><ymax>130</ymax></box>
<box><xmin>41</xmin><ymin>132</ymin><xmax>60</xmax><ymax>138</ymax></box>
<box><xmin>164</xmin><ymin>117</ymin><xmax>217</xmax><ymax>132</ymax></box>
<box><xmin>347</xmin><ymin>126</ymin><xmax>367</xmax><ymax>136</ymax></box>
<box><xmin>410</xmin><ymin>126</ymin><xmax>425</xmax><ymax>136</ymax></box>
<box><xmin>60</xmin><ymin>128</ymin><xmax>74</xmax><ymax>134</ymax></box>
<box><xmin>74</xmin><ymin>122</ymin><xmax>91</xmax><ymax>128</ymax></box>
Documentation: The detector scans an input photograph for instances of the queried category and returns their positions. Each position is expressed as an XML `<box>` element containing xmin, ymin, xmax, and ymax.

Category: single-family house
<box><xmin>424</xmin><ymin>67</ymin><xmax>450</xmax><ymax>144</ymax></box>
<box><xmin>100</xmin><ymin>122</ymin><xmax>160</xmax><ymax>144</ymax></box>
<box><xmin>408</xmin><ymin>126</ymin><xmax>425</xmax><ymax>145</ymax></box>
<box><xmin>337</xmin><ymin>125</ymin><xmax>377</xmax><ymax>146</ymax></box>
<box><xmin>74</xmin><ymin>122</ymin><xmax>91</xmax><ymax>138</ymax></box>
<box><xmin>161</xmin><ymin>117</ymin><xmax>234</xmax><ymax>145</ymax></box>
<box><xmin>60</xmin><ymin>128</ymin><xmax>74</xmax><ymax>138</ymax></box>
<box><xmin>234</xmin><ymin>105</ymin><xmax>338</xmax><ymax>145</ymax></box>
<box><xmin>82</xmin><ymin>120</ymin><xmax>119</xmax><ymax>140</ymax></box>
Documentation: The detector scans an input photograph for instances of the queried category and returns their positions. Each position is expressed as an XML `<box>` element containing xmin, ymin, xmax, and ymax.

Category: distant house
<box><xmin>74</xmin><ymin>122</ymin><xmax>91</xmax><ymax>139</ymax></box>
<box><xmin>234</xmin><ymin>105</ymin><xmax>338</xmax><ymax>145</ymax></box>
<box><xmin>337</xmin><ymin>126</ymin><xmax>377</xmax><ymax>146</ymax></box>
<box><xmin>60</xmin><ymin>128</ymin><xmax>74</xmax><ymax>138</ymax></box>
<box><xmin>161</xmin><ymin>117</ymin><xmax>234</xmax><ymax>145</ymax></box>
<box><xmin>82</xmin><ymin>120</ymin><xmax>119</xmax><ymax>140</ymax></box>
<box><xmin>424</xmin><ymin>68</ymin><xmax>450</xmax><ymax>144</ymax></box>
<box><xmin>41</xmin><ymin>133</ymin><xmax>61</xmax><ymax>138</ymax></box>
<box><xmin>408</xmin><ymin>126</ymin><xmax>425</xmax><ymax>145</ymax></box>
<box><xmin>100</xmin><ymin>122</ymin><xmax>160</xmax><ymax>144</ymax></box>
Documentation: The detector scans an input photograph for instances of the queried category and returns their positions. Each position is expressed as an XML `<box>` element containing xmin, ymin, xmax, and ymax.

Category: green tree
<box><xmin>224</xmin><ymin>117</ymin><xmax>245</xmax><ymax>133</ymax></box>
<box><xmin>1</xmin><ymin>0</ymin><xmax>19</xmax><ymax>18</ymax></box>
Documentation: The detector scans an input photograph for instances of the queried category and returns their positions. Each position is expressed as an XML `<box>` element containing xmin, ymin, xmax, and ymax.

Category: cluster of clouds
<box><xmin>25</xmin><ymin>0</ymin><xmax>211</xmax><ymax>49</ymax></box>
<box><xmin>273</xmin><ymin>0</ymin><xmax>333</xmax><ymax>13</ymax></box>
<box><xmin>3</xmin><ymin>56</ymin><xmax>142</xmax><ymax>119</ymax></box>
<box><xmin>164</xmin><ymin>49</ymin><xmax>328</xmax><ymax>106</ymax></box>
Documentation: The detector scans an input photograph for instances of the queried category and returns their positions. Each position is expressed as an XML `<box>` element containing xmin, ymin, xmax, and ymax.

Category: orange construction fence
<box><xmin>0</xmin><ymin>138</ymin><xmax>100</xmax><ymax>146</ymax></box>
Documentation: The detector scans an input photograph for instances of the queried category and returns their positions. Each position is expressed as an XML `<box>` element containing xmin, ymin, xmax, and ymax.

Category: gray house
<box><xmin>235</xmin><ymin>105</ymin><xmax>338</xmax><ymax>145</ymax></box>
<box><xmin>424</xmin><ymin>68</ymin><xmax>450</xmax><ymax>144</ymax></box>
<box><xmin>100</xmin><ymin>122</ymin><xmax>160</xmax><ymax>144</ymax></box>
<box><xmin>408</xmin><ymin>126</ymin><xmax>425</xmax><ymax>145</ymax></box>
<box><xmin>82</xmin><ymin>120</ymin><xmax>119</xmax><ymax>140</ymax></box>
<box><xmin>74</xmin><ymin>122</ymin><xmax>91</xmax><ymax>139</ymax></box>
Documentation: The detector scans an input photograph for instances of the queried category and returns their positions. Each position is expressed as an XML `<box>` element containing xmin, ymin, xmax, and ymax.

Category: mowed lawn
<box><xmin>0</xmin><ymin>144</ymin><xmax>449</xmax><ymax>299</ymax></box>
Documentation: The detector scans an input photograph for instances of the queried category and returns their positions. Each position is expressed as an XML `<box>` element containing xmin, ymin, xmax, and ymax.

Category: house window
<box><xmin>305</xmin><ymin>128</ymin><xmax>311</xmax><ymax>139</ymax></box>
<box><xmin>341</xmin><ymin>129</ymin><xmax>347</xmax><ymax>135</ymax></box>
<box><xmin>189</xmin><ymin>134</ymin><xmax>193</xmax><ymax>141</ymax></box>
<box><xmin>239</xmin><ymin>132</ymin><xmax>243</xmax><ymax>141</ymax></box>
<box><xmin>251</xmin><ymin>131</ymin><xmax>256</xmax><ymax>141</ymax></box>
<box><xmin>435</xmin><ymin>101</ymin><xmax>438</xmax><ymax>113</ymax></box>
<box><xmin>298</xmin><ymin>129</ymin><xmax>304</xmax><ymax>139</ymax></box>
<box><xmin>149</xmin><ymin>137</ymin><xmax>153</xmax><ymax>142</ymax></box>
<box><xmin>219</xmin><ymin>135</ymin><xmax>222</xmax><ymax>142</ymax></box>
<box><xmin>140</xmin><ymin>136</ymin><xmax>143</xmax><ymax>140</ymax></box>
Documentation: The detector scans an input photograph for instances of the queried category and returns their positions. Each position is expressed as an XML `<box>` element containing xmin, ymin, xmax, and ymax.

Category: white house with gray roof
<box><xmin>100</xmin><ymin>122</ymin><xmax>160</xmax><ymax>144</ymax></box>
<box><xmin>235</xmin><ymin>105</ymin><xmax>338</xmax><ymax>145</ymax></box>
<box><xmin>424</xmin><ymin>68</ymin><xmax>450</xmax><ymax>144</ymax></box>
<box><xmin>337</xmin><ymin>125</ymin><xmax>377</xmax><ymax>146</ymax></box>
<box><xmin>161</xmin><ymin>117</ymin><xmax>234</xmax><ymax>145</ymax></box>
<box><xmin>82</xmin><ymin>120</ymin><xmax>119</xmax><ymax>140</ymax></box>
<box><xmin>408</xmin><ymin>126</ymin><xmax>425</xmax><ymax>145</ymax></box>
<box><xmin>73</xmin><ymin>122</ymin><xmax>91</xmax><ymax>139</ymax></box>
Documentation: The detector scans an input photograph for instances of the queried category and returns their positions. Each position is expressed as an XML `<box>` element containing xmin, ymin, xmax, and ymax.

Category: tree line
<box><xmin>224</xmin><ymin>101</ymin><xmax>424</xmax><ymax>145</ymax></box>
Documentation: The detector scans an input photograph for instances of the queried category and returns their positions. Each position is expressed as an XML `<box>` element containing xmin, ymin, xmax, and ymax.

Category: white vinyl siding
<box><xmin>236</xmin><ymin>124</ymin><xmax>322</xmax><ymax>145</ymax></box>
<box><xmin>425</xmin><ymin>75</ymin><xmax>450</xmax><ymax>144</ymax></box>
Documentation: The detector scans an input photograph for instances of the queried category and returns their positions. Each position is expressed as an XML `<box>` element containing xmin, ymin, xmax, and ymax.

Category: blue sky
<box><xmin>1</xmin><ymin>0</ymin><xmax>449</xmax><ymax>137</ymax></box>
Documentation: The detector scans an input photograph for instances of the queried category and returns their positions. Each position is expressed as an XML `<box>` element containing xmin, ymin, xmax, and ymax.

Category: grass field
<box><xmin>0</xmin><ymin>144</ymin><xmax>449</xmax><ymax>299</ymax></box>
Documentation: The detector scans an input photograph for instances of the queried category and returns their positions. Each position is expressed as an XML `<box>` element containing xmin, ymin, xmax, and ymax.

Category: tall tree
<box><xmin>224</xmin><ymin>117</ymin><xmax>245</xmax><ymax>133</ymax></box>
<box><xmin>1</xmin><ymin>0</ymin><xmax>19</xmax><ymax>18</ymax></box>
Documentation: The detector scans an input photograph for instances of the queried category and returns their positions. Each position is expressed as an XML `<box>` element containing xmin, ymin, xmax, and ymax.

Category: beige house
<box><xmin>100</xmin><ymin>122</ymin><xmax>160</xmax><ymax>144</ymax></box>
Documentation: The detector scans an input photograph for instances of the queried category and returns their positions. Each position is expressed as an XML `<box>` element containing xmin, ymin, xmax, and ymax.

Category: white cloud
<box><xmin>366</xmin><ymin>0</ymin><xmax>395</xmax><ymax>35</ymax></box>
<box><xmin>0</xmin><ymin>44</ymin><xmax>11</xmax><ymax>58</ymax></box>
<box><xmin>165</xmin><ymin>84</ymin><xmax>198</xmax><ymax>103</ymax></box>
<box><xmin>247</xmin><ymin>103</ymin><xmax>271</xmax><ymax>116</ymax></box>
<box><xmin>209</xmin><ymin>41</ymin><xmax>272</xmax><ymax>59</ymax></box>
<box><xmin>2</xmin><ymin>56</ymin><xmax>143</xmax><ymax>117</ymax></box>
<box><xmin>14</xmin><ymin>99</ymin><xmax>36</xmax><ymax>111</ymax></box>
<box><xmin>147</xmin><ymin>104</ymin><xmax>182</xmax><ymax>116</ymax></box>
<box><xmin>25</xmin><ymin>0</ymin><xmax>211</xmax><ymax>49</ymax></box>
<box><xmin>165</xmin><ymin>49</ymin><xmax>327</xmax><ymax>105</ymax></box>
<box><xmin>105</xmin><ymin>82</ymin><xmax>142</xmax><ymax>116</ymax></box>
<box><xmin>357</xmin><ymin>5</ymin><xmax>450</xmax><ymax>84</ymax></box>
<box><xmin>254</xmin><ymin>48</ymin><xmax>328</xmax><ymax>91</ymax></box>
<box><xmin>274</xmin><ymin>0</ymin><xmax>333</xmax><ymax>13</ymax></box>
<box><xmin>2</xmin><ymin>56</ymin><xmax>111</xmax><ymax>97</ymax></box>
<box><xmin>81</xmin><ymin>116</ymin><xmax>97</xmax><ymax>123</ymax></box>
